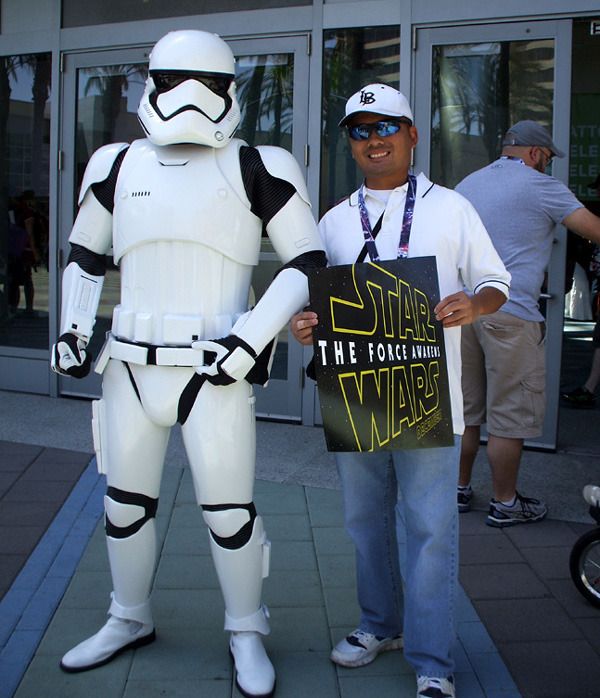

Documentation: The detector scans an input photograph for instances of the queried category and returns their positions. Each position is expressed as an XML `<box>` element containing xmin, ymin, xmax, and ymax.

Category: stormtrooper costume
<box><xmin>51</xmin><ymin>30</ymin><xmax>325</xmax><ymax>698</ymax></box>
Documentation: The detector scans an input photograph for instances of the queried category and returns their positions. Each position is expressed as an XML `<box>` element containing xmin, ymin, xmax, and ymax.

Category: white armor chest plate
<box><xmin>110</xmin><ymin>139</ymin><xmax>261</xmax><ymax>346</ymax></box>
<box><xmin>113</xmin><ymin>139</ymin><xmax>261</xmax><ymax>264</ymax></box>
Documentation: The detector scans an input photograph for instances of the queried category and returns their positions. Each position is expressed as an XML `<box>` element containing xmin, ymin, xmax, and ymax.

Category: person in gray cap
<box><xmin>456</xmin><ymin>120</ymin><xmax>600</xmax><ymax>526</ymax></box>
<box><xmin>501</xmin><ymin>119</ymin><xmax>566</xmax><ymax>160</ymax></box>
<box><xmin>291</xmin><ymin>83</ymin><xmax>510</xmax><ymax>698</ymax></box>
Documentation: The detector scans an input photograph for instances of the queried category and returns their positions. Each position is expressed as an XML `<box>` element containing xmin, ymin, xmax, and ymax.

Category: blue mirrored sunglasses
<box><xmin>347</xmin><ymin>119</ymin><xmax>411</xmax><ymax>141</ymax></box>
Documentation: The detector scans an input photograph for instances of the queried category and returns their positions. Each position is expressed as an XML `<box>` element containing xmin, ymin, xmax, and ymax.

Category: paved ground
<box><xmin>1</xmin><ymin>389</ymin><xmax>600</xmax><ymax>697</ymax></box>
<box><xmin>0</xmin><ymin>442</ymin><xmax>91</xmax><ymax>599</ymax></box>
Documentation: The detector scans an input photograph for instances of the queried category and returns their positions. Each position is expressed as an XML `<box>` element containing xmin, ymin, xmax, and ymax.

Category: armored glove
<box><xmin>192</xmin><ymin>335</ymin><xmax>257</xmax><ymax>386</ymax></box>
<box><xmin>177</xmin><ymin>334</ymin><xmax>274</xmax><ymax>424</ymax></box>
<box><xmin>51</xmin><ymin>332</ymin><xmax>92</xmax><ymax>379</ymax></box>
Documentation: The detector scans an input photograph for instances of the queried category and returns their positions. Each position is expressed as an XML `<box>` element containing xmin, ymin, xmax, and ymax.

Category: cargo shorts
<box><xmin>461</xmin><ymin>310</ymin><xmax>546</xmax><ymax>439</ymax></box>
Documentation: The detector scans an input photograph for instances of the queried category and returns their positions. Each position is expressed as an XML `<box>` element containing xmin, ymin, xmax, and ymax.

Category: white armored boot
<box><xmin>61</xmin><ymin>518</ymin><xmax>157</xmax><ymax>672</ymax></box>
<box><xmin>60</xmin><ymin>613</ymin><xmax>155</xmax><ymax>672</ymax></box>
<box><xmin>230</xmin><ymin>626</ymin><xmax>276</xmax><ymax>698</ymax></box>
<box><xmin>209</xmin><ymin>515</ymin><xmax>275</xmax><ymax>697</ymax></box>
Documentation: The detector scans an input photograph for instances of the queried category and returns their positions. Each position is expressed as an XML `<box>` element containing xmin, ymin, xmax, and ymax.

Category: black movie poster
<box><xmin>308</xmin><ymin>257</ymin><xmax>453</xmax><ymax>452</ymax></box>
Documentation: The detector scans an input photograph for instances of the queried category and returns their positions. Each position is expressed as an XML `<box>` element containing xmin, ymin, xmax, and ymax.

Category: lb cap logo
<box><xmin>338</xmin><ymin>84</ymin><xmax>414</xmax><ymax>127</ymax></box>
<box><xmin>359</xmin><ymin>90</ymin><xmax>376</xmax><ymax>105</ymax></box>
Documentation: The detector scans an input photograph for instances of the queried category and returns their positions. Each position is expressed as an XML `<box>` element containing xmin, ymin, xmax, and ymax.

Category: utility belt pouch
<box><xmin>262</xmin><ymin>538</ymin><xmax>271</xmax><ymax>579</ymax></box>
<box><xmin>91</xmin><ymin>398</ymin><xmax>107</xmax><ymax>474</ymax></box>
<box><xmin>94</xmin><ymin>332</ymin><xmax>113</xmax><ymax>375</ymax></box>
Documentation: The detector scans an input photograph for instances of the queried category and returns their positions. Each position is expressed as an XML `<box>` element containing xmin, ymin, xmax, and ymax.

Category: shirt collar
<box><xmin>350</xmin><ymin>178</ymin><xmax>410</xmax><ymax>207</ymax></box>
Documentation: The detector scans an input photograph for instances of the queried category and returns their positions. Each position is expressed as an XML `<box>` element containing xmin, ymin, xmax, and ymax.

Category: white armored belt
<box><xmin>95</xmin><ymin>334</ymin><xmax>215</xmax><ymax>374</ymax></box>
<box><xmin>110</xmin><ymin>338</ymin><xmax>210</xmax><ymax>366</ymax></box>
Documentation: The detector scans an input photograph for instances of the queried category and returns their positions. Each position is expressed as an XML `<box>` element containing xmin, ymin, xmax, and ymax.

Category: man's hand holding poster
<box><xmin>308</xmin><ymin>257</ymin><xmax>453</xmax><ymax>452</ymax></box>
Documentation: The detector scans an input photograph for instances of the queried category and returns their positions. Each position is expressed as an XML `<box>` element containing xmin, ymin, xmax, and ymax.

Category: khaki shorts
<box><xmin>461</xmin><ymin>311</ymin><xmax>546</xmax><ymax>439</ymax></box>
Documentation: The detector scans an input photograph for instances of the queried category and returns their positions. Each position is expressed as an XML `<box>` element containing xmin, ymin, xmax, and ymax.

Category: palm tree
<box><xmin>80</xmin><ymin>64</ymin><xmax>146</xmax><ymax>152</ymax></box>
<box><xmin>30</xmin><ymin>54</ymin><xmax>52</xmax><ymax>195</ymax></box>
<box><xmin>235</xmin><ymin>55</ymin><xmax>293</xmax><ymax>148</ymax></box>
<box><xmin>236</xmin><ymin>60</ymin><xmax>266</xmax><ymax>147</ymax></box>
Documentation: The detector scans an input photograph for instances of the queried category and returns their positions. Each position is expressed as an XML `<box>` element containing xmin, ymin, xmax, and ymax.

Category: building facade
<box><xmin>0</xmin><ymin>0</ymin><xmax>598</xmax><ymax>449</ymax></box>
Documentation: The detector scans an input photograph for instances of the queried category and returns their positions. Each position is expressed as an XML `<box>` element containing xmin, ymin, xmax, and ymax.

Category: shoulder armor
<box><xmin>255</xmin><ymin>145</ymin><xmax>310</xmax><ymax>206</ymax></box>
<box><xmin>78</xmin><ymin>143</ymin><xmax>130</xmax><ymax>205</ymax></box>
<box><xmin>214</xmin><ymin>138</ymin><xmax>250</xmax><ymax>206</ymax></box>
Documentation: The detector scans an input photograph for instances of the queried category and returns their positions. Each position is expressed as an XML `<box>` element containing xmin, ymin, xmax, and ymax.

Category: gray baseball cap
<box><xmin>502</xmin><ymin>120</ymin><xmax>565</xmax><ymax>158</ymax></box>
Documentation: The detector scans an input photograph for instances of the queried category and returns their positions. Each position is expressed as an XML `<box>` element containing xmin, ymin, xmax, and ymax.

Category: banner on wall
<box><xmin>308</xmin><ymin>257</ymin><xmax>453</xmax><ymax>453</ymax></box>
<box><xmin>570</xmin><ymin>94</ymin><xmax>600</xmax><ymax>201</ymax></box>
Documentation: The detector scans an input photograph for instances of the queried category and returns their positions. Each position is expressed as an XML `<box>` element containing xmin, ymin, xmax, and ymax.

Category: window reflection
<box><xmin>320</xmin><ymin>26</ymin><xmax>400</xmax><ymax>216</ymax></box>
<box><xmin>431</xmin><ymin>40</ymin><xmax>554</xmax><ymax>189</ymax></box>
<box><xmin>75</xmin><ymin>64</ymin><xmax>146</xmax><ymax>359</ymax></box>
<box><xmin>235</xmin><ymin>52</ymin><xmax>295</xmax><ymax>380</ymax></box>
<box><xmin>236</xmin><ymin>53</ymin><xmax>293</xmax><ymax>151</ymax></box>
<box><xmin>0</xmin><ymin>53</ymin><xmax>51</xmax><ymax>350</ymax></box>
<box><xmin>76</xmin><ymin>65</ymin><xmax>146</xmax><ymax>189</ymax></box>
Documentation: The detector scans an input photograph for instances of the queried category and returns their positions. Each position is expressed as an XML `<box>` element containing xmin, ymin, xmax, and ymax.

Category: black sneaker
<box><xmin>561</xmin><ymin>386</ymin><xmax>596</xmax><ymax>408</ymax></box>
<box><xmin>487</xmin><ymin>491</ymin><xmax>547</xmax><ymax>527</ymax></box>
<box><xmin>457</xmin><ymin>485</ymin><xmax>473</xmax><ymax>513</ymax></box>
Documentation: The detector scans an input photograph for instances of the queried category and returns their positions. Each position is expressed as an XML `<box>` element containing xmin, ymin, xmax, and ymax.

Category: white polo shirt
<box><xmin>318</xmin><ymin>172</ymin><xmax>511</xmax><ymax>435</ymax></box>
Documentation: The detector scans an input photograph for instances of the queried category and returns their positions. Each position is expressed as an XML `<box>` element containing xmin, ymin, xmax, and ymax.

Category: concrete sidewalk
<box><xmin>1</xmin><ymin>390</ymin><xmax>600</xmax><ymax>697</ymax></box>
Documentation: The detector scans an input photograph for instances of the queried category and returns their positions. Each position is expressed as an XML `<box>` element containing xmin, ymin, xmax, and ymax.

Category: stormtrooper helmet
<box><xmin>138</xmin><ymin>30</ymin><xmax>241</xmax><ymax>147</ymax></box>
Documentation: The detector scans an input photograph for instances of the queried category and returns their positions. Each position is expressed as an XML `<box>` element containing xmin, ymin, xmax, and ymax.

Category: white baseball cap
<box><xmin>339</xmin><ymin>83</ymin><xmax>414</xmax><ymax>127</ymax></box>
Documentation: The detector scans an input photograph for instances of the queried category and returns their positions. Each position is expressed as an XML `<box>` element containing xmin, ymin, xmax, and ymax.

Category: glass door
<box><xmin>57</xmin><ymin>36</ymin><xmax>310</xmax><ymax>420</ymax></box>
<box><xmin>414</xmin><ymin>20</ymin><xmax>572</xmax><ymax>449</ymax></box>
<box><xmin>231</xmin><ymin>36</ymin><xmax>310</xmax><ymax>420</ymax></box>
<box><xmin>0</xmin><ymin>52</ymin><xmax>53</xmax><ymax>393</ymax></box>
<box><xmin>57</xmin><ymin>47</ymin><xmax>148</xmax><ymax>400</ymax></box>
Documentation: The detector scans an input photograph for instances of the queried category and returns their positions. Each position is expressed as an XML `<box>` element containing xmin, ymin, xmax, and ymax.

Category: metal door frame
<box><xmin>413</xmin><ymin>19</ymin><xmax>573</xmax><ymax>450</ymax></box>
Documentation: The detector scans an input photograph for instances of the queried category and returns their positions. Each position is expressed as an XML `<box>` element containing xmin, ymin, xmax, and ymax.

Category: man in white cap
<box><xmin>456</xmin><ymin>121</ymin><xmax>600</xmax><ymax>526</ymax></box>
<box><xmin>291</xmin><ymin>83</ymin><xmax>510</xmax><ymax>698</ymax></box>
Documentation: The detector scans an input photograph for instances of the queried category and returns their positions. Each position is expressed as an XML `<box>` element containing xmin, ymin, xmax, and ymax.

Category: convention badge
<box><xmin>308</xmin><ymin>257</ymin><xmax>453</xmax><ymax>452</ymax></box>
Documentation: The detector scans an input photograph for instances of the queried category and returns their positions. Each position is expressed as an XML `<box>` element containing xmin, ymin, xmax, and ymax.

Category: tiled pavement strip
<box><xmin>1</xmin><ymin>391</ymin><xmax>600</xmax><ymax>697</ymax></box>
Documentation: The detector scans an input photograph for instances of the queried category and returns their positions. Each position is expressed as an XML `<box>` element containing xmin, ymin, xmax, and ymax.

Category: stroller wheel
<box><xmin>570</xmin><ymin>528</ymin><xmax>600</xmax><ymax>608</ymax></box>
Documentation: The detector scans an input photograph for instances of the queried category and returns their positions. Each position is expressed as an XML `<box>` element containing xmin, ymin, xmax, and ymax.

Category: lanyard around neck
<box><xmin>357</xmin><ymin>174</ymin><xmax>417</xmax><ymax>262</ymax></box>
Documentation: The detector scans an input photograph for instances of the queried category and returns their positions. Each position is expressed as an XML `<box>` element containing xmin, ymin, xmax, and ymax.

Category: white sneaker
<box><xmin>60</xmin><ymin>616</ymin><xmax>155</xmax><ymax>672</ymax></box>
<box><xmin>583</xmin><ymin>485</ymin><xmax>600</xmax><ymax>508</ymax></box>
<box><xmin>330</xmin><ymin>628</ymin><xmax>403</xmax><ymax>667</ymax></box>
<box><xmin>416</xmin><ymin>675</ymin><xmax>455</xmax><ymax>698</ymax></box>
<box><xmin>229</xmin><ymin>631</ymin><xmax>275</xmax><ymax>698</ymax></box>
<box><xmin>487</xmin><ymin>491</ymin><xmax>547</xmax><ymax>527</ymax></box>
